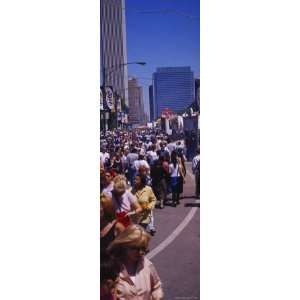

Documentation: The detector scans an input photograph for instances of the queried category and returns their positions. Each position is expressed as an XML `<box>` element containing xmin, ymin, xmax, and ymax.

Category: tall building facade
<box><xmin>195</xmin><ymin>78</ymin><xmax>200</xmax><ymax>112</ymax></box>
<box><xmin>100</xmin><ymin>0</ymin><xmax>129</xmax><ymax>105</ymax></box>
<box><xmin>153</xmin><ymin>67</ymin><xmax>194</xmax><ymax>119</ymax></box>
<box><xmin>128</xmin><ymin>78</ymin><xmax>145</xmax><ymax>125</ymax></box>
<box><xmin>149</xmin><ymin>85</ymin><xmax>154</xmax><ymax>122</ymax></box>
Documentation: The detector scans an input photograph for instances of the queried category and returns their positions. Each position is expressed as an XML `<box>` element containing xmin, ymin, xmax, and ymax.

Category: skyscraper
<box><xmin>100</xmin><ymin>0</ymin><xmax>129</xmax><ymax>105</ymax></box>
<box><xmin>153</xmin><ymin>67</ymin><xmax>194</xmax><ymax>119</ymax></box>
<box><xmin>195</xmin><ymin>78</ymin><xmax>200</xmax><ymax>112</ymax></box>
<box><xmin>128</xmin><ymin>78</ymin><xmax>145</xmax><ymax>125</ymax></box>
<box><xmin>149</xmin><ymin>85</ymin><xmax>154</xmax><ymax>122</ymax></box>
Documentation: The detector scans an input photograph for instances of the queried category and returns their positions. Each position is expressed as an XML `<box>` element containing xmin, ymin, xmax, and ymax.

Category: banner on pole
<box><xmin>100</xmin><ymin>88</ymin><xmax>104</xmax><ymax>110</ymax></box>
<box><xmin>105</xmin><ymin>86</ymin><xmax>114</xmax><ymax>111</ymax></box>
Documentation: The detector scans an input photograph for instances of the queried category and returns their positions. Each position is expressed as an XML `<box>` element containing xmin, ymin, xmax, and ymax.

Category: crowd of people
<box><xmin>100</xmin><ymin>128</ymin><xmax>200</xmax><ymax>300</ymax></box>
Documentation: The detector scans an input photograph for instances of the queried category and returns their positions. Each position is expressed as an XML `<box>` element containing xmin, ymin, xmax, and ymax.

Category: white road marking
<box><xmin>146</xmin><ymin>206</ymin><xmax>198</xmax><ymax>260</ymax></box>
<box><xmin>146</xmin><ymin>168</ymin><xmax>199</xmax><ymax>260</ymax></box>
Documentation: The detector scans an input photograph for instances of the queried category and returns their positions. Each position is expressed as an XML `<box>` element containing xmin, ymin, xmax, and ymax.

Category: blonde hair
<box><xmin>107</xmin><ymin>224</ymin><xmax>151</xmax><ymax>255</ymax></box>
<box><xmin>100</xmin><ymin>193</ymin><xmax>115</xmax><ymax>222</ymax></box>
<box><xmin>113</xmin><ymin>175</ymin><xmax>128</xmax><ymax>192</ymax></box>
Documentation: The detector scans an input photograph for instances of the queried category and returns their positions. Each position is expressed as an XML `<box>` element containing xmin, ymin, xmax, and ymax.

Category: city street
<box><xmin>147</xmin><ymin>162</ymin><xmax>200</xmax><ymax>300</ymax></box>
<box><xmin>100</xmin><ymin>1</ymin><xmax>200</xmax><ymax>296</ymax></box>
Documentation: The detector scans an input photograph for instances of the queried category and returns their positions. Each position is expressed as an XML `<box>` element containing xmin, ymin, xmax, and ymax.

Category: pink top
<box><xmin>115</xmin><ymin>257</ymin><xmax>163</xmax><ymax>300</ymax></box>
<box><xmin>112</xmin><ymin>190</ymin><xmax>136</xmax><ymax>213</ymax></box>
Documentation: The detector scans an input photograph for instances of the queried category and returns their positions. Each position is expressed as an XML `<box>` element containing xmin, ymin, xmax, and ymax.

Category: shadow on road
<box><xmin>180</xmin><ymin>195</ymin><xmax>198</xmax><ymax>200</ymax></box>
<box><xmin>184</xmin><ymin>203</ymin><xmax>200</xmax><ymax>208</ymax></box>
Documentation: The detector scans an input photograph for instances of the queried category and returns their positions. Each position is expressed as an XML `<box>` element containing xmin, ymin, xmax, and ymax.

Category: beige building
<box><xmin>128</xmin><ymin>77</ymin><xmax>145</xmax><ymax>125</ymax></box>
<box><xmin>100</xmin><ymin>0</ymin><xmax>129</xmax><ymax>106</ymax></box>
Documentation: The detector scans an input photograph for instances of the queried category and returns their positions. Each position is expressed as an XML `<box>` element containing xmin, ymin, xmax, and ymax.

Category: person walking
<box><xmin>132</xmin><ymin>174</ymin><xmax>157</xmax><ymax>235</ymax></box>
<box><xmin>111</xmin><ymin>175</ymin><xmax>143</xmax><ymax>228</ymax></box>
<box><xmin>177</xmin><ymin>152</ymin><xmax>186</xmax><ymax>197</ymax></box>
<box><xmin>100</xmin><ymin>252</ymin><xmax>121</xmax><ymax>300</ymax></box>
<box><xmin>157</xmin><ymin>142</ymin><xmax>170</xmax><ymax>162</ymax></box>
<box><xmin>111</xmin><ymin>153</ymin><xmax>123</xmax><ymax>174</ymax></box>
<box><xmin>126</xmin><ymin>148</ymin><xmax>139</xmax><ymax>186</ymax></box>
<box><xmin>192</xmin><ymin>148</ymin><xmax>200</xmax><ymax>199</ymax></box>
<box><xmin>146</xmin><ymin>145</ymin><xmax>158</xmax><ymax>166</ymax></box>
<box><xmin>107</xmin><ymin>224</ymin><xmax>164</xmax><ymax>300</ymax></box>
<box><xmin>101</xmin><ymin>147</ymin><xmax>111</xmax><ymax>170</ymax></box>
<box><xmin>169</xmin><ymin>151</ymin><xmax>185</xmax><ymax>207</ymax></box>
<box><xmin>150</xmin><ymin>158</ymin><xmax>165</xmax><ymax>209</ymax></box>
<box><xmin>101</xmin><ymin>193</ymin><xmax>125</xmax><ymax>254</ymax></box>
<box><xmin>102</xmin><ymin>170</ymin><xmax>115</xmax><ymax>197</ymax></box>
<box><xmin>134</xmin><ymin>154</ymin><xmax>150</xmax><ymax>176</ymax></box>
<box><xmin>166</xmin><ymin>138</ymin><xmax>176</xmax><ymax>154</ymax></box>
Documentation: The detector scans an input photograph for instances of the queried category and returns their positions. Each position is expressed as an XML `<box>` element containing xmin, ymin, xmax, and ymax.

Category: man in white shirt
<box><xmin>100</xmin><ymin>148</ymin><xmax>110</xmax><ymax>168</ymax></box>
<box><xmin>134</xmin><ymin>154</ymin><xmax>150</xmax><ymax>174</ymax></box>
<box><xmin>146</xmin><ymin>145</ymin><xmax>158</xmax><ymax>165</ymax></box>
<box><xmin>166</xmin><ymin>138</ymin><xmax>176</xmax><ymax>154</ymax></box>
<box><xmin>176</xmin><ymin>141</ymin><xmax>185</xmax><ymax>153</ymax></box>
<box><xmin>102</xmin><ymin>171</ymin><xmax>114</xmax><ymax>197</ymax></box>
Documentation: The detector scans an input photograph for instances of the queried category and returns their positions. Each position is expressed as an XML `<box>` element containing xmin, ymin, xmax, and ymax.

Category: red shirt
<box><xmin>162</xmin><ymin>161</ymin><xmax>169</xmax><ymax>174</ymax></box>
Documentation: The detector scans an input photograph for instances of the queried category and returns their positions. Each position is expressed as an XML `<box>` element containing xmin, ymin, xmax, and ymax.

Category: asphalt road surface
<box><xmin>146</xmin><ymin>162</ymin><xmax>200</xmax><ymax>300</ymax></box>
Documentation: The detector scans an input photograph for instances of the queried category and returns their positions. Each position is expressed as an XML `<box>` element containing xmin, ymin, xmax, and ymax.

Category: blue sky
<box><xmin>125</xmin><ymin>0</ymin><xmax>200</xmax><ymax>116</ymax></box>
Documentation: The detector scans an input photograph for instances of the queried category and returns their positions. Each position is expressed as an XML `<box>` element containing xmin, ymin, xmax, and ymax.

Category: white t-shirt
<box><xmin>169</xmin><ymin>163</ymin><xmax>179</xmax><ymax>177</ymax></box>
<box><xmin>100</xmin><ymin>152</ymin><xmax>110</xmax><ymax>164</ymax></box>
<box><xmin>147</xmin><ymin>150</ymin><xmax>158</xmax><ymax>162</ymax></box>
<box><xmin>167</xmin><ymin>143</ymin><xmax>176</xmax><ymax>154</ymax></box>
<box><xmin>134</xmin><ymin>159</ymin><xmax>150</xmax><ymax>171</ymax></box>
